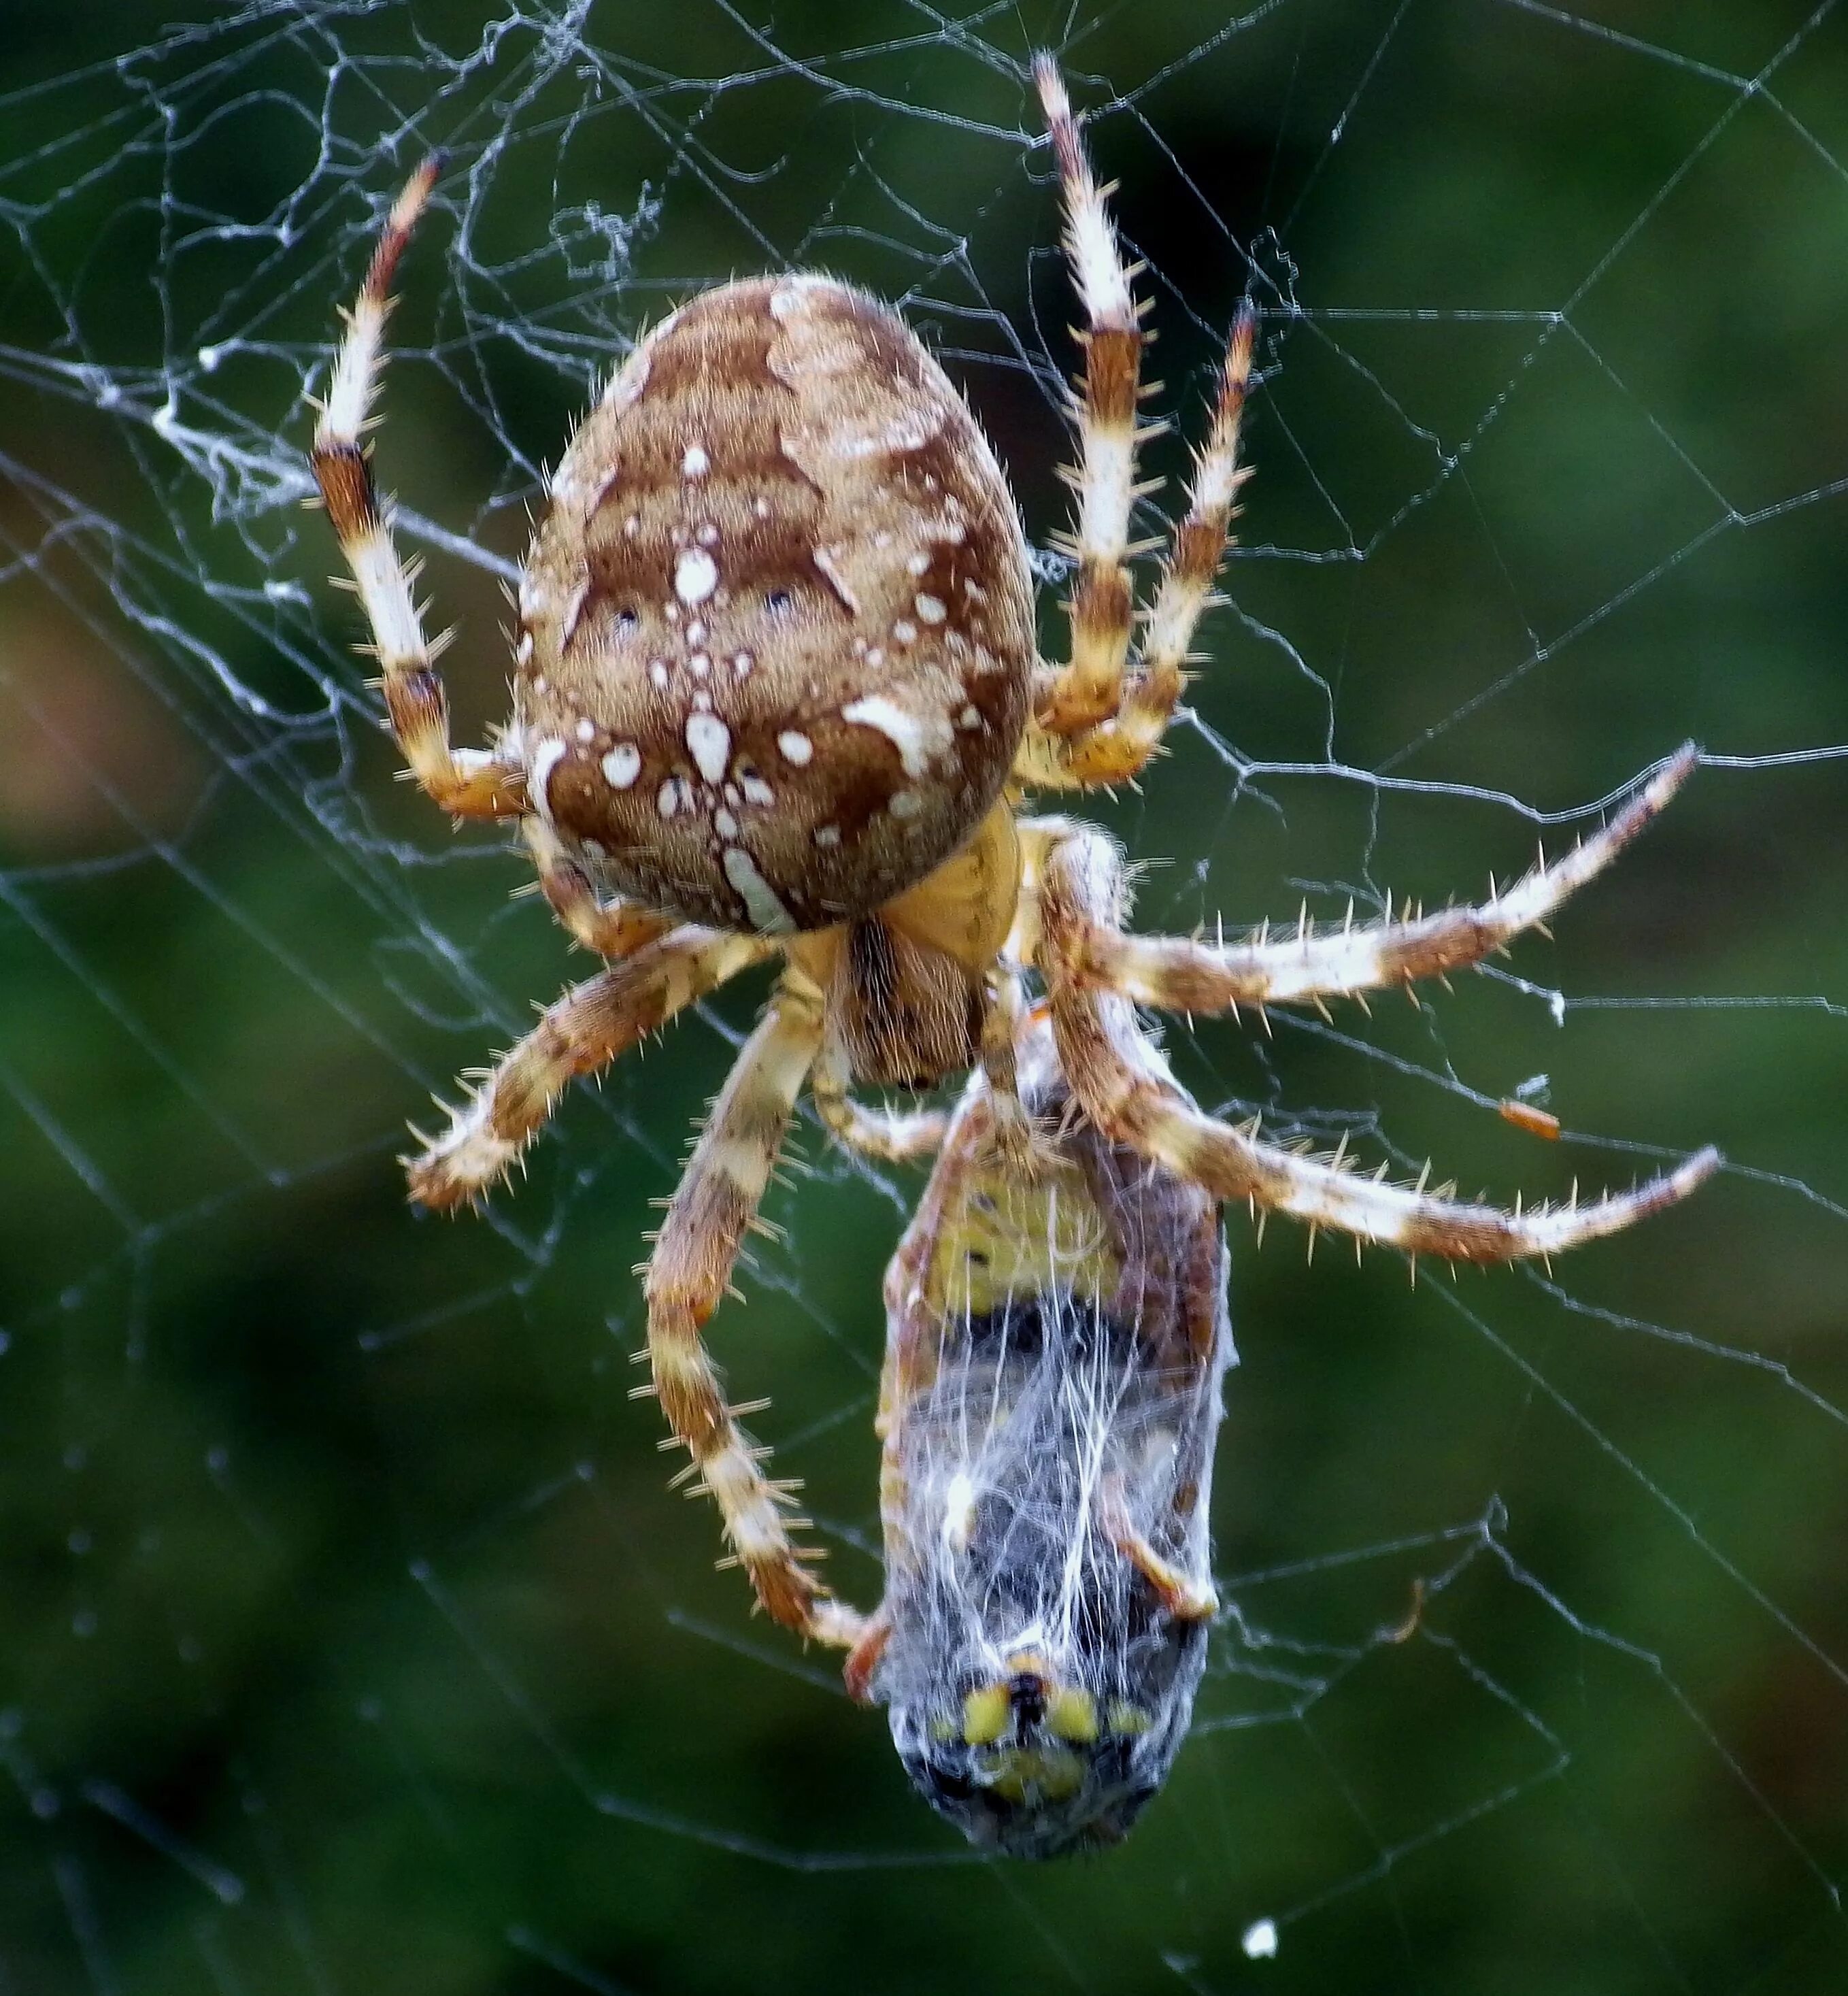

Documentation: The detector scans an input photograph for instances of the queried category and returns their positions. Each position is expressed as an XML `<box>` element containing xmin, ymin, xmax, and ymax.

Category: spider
<box><xmin>862</xmin><ymin>1001</ymin><xmax>1232</xmax><ymax>1857</ymax></box>
<box><xmin>310</xmin><ymin>56</ymin><xmax>1719</xmax><ymax>1674</ymax></box>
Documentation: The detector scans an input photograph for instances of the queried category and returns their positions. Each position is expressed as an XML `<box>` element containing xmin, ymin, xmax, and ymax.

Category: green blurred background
<box><xmin>3</xmin><ymin>1</ymin><xmax>1846</xmax><ymax>1991</ymax></box>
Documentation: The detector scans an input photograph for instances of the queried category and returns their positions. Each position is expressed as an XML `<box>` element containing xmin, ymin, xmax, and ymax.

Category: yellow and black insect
<box><xmin>843</xmin><ymin>1009</ymin><xmax>1232</xmax><ymax>1855</ymax></box>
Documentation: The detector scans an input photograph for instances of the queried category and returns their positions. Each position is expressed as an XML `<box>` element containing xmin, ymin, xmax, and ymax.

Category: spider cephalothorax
<box><xmin>312</xmin><ymin>55</ymin><xmax>1717</xmax><ymax>1706</ymax></box>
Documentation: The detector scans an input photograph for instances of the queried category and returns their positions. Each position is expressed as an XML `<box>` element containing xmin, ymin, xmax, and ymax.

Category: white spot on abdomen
<box><xmin>601</xmin><ymin>744</ymin><xmax>642</xmax><ymax>790</ymax></box>
<box><xmin>685</xmin><ymin>712</ymin><xmax>732</xmax><ymax>785</ymax></box>
<box><xmin>841</xmin><ymin>695</ymin><xmax>952</xmax><ymax>779</ymax></box>
<box><xmin>560</xmin><ymin>580</ymin><xmax>590</xmax><ymax>647</ymax></box>
<box><xmin>528</xmin><ymin>738</ymin><xmax>569</xmax><ymax>822</ymax></box>
<box><xmin>777</xmin><ymin>730</ymin><xmax>813</xmax><ymax>767</ymax></box>
<box><xmin>675</xmin><ymin>548</ymin><xmax>718</xmax><ymax>605</ymax></box>
<box><xmin>722</xmin><ymin>846</ymin><xmax>794</xmax><ymax>933</ymax></box>
<box><xmin>682</xmin><ymin>442</ymin><xmax>709</xmax><ymax>477</ymax></box>
<box><xmin>811</xmin><ymin>546</ymin><xmax>859</xmax><ymax>613</ymax></box>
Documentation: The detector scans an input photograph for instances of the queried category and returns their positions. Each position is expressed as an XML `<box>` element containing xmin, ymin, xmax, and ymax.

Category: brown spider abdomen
<box><xmin>513</xmin><ymin>274</ymin><xmax>1035</xmax><ymax>933</ymax></box>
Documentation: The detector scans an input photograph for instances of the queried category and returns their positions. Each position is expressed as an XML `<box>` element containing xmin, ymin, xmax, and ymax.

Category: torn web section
<box><xmin>0</xmin><ymin>2</ymin><xmax>1844</xmax><ymax>1994</ymax></box>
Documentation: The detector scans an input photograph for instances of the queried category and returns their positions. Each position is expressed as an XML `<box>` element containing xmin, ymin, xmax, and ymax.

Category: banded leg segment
<box><xmin>1032</xmin><ymin>53</ymin><xmax>1149</xmax><ymax>738</ymax></box>
<box><xmin>644</xmin><ymin>971</ymin><xmax>864</xmax><ymax>1646</ymax></box>
<box><xmin>1043</xmin><ymin>745</ymin><xmax>1697</xmax><ymax>1010</ymax></box>
<box><xmin>311</xmin><ymin>159</ymin><xmax>525</xmax><ymax>820</ymax></box>
<box><xmin>1035</xmin><ymin>822</ymin><xmax>1719</xmax><ymax>1264</ymax></box>
<box><xmin>406</xmin><ymin>927</ymin><xmax>770</xmax><ymax>1208</ymax></box>
<box><xmin>1018</xmin><ymin>309</ymin><xmax>1256</xmax><ymax>791</ymax></box>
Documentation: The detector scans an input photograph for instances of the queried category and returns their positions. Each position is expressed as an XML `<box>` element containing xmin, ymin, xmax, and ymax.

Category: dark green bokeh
<box><xmin>3</xmin><ymin>3</ymin><xmax>1846</xmax><ymax>1991</ymax></box>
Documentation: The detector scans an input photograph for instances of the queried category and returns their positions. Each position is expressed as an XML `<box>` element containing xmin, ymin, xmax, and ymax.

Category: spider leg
<box><xmin>1018</xmin><ymin>309</ymin><xmax>1256</xmax><ymax>791</ymax></box>
<box><xmin>1031</xmin><ymin>745</ymin><xmax>1696</xmax><ymax>1012</ymax></box>
<box><xmin>644</xmin><ymin>967</ymin><xmax>867</xmax><ymax>1646</ymax></box>
<box><xmin>1099</xmin><ymin>1473</ymin><xmax>1218</xmax><ymax>1622</ymax></box>
<box><xmin>310</xmin><ymin>160</ymin><xmax>525</xmax><ymax>820</ymax></box>
<box><xmin>1034</xmin><ymin>821</ymin><xmax>1720</xmax><ymax>1263</ymax></box>
<box><xmin>522</xmin><ymin>818</ymin><xmax>672</xmax><ymax>959</ymax></box>
<box><xmin>405</xmin><ymin>926</ymin><xmax>771</xmax><ymax>1208</ymax></box>
<box><xmin>1028</xmin><ymin>54</ymin><xmax>1149</xmax><ymax>739</ymax></box>
<box><xmin>810</xmin><ymin>1039</ymin><xmax>948</xmax><ymax>1162</ymax></box>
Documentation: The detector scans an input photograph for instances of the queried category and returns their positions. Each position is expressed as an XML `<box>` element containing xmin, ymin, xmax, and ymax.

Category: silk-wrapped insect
<box><xmin>842</xmin><ymin>1008</ymin><xmax>1234</xmax><ymax>1856</ymax></box>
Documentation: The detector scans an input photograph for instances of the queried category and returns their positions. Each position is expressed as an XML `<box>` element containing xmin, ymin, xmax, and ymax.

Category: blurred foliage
<box><xmin>2</xmin><ymin>2</ymin><xmax>1847</xmax><ymax>1993</ymax></box>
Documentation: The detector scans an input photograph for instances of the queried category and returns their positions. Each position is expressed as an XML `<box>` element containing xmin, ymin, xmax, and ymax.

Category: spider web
<box><xmin>3</xmin><ymin>1</ymin><xmax>1847</xmax><ymax>1989</ymax></box>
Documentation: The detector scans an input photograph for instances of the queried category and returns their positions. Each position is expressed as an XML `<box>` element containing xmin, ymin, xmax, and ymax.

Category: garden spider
<box><xmin>310</xmin><ymin>57</ymin><xmax>1718</xmax><ymax>1671</ymax></box>
<box><xmin>862</xmin><ymin>1001</ymin><xmax>1232</xmax><ymax>1857</ymax></box>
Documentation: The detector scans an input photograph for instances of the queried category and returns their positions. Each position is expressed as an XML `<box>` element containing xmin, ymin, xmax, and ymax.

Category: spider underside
<box><xmin>310</xmin><ymin>54</ymin><xmax>1720</xmax><ymax>1787</ymax></box>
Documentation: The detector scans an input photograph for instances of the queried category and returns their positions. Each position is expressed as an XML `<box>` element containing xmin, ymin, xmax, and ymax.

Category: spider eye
<box><xmin>614</xmin><ymin>607</ymin><xmax>639</xmax><ymax>633</ymax></box>
<box><xmin>764</xmin><ymin>587</ymin><xmax>793</xmax><ymax>615</ymax></box>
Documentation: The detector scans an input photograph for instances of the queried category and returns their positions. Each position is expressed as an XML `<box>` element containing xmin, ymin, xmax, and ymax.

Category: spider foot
<box><xmin>1100</xmin><ymin>1474</ymin><xmax>1218</xmax><ymax>1623</ymax></box>
<box><xmin>841</xmin><ymin>1611</ymin><xmax>893</xmax><ymax>1702</ymax></box>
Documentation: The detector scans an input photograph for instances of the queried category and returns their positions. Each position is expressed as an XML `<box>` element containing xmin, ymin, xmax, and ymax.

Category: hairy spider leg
<box><xmin>310</xmin><ymin>159</ymin><xmax>527</xmax><ymax>820</ymax></box>
<box><xmin>1019</xmin><ymin>307</ymin><xmax>1257</xmax><ymax>791</ymax></box>
<box><xmin>1029</xmin><ymin>53</ymin><xmax>1150</xmax><ymax>738</ymax></box>
<box><xmin>406</xmin><ymin>927</ymin><xmax>773</xmax><ymax>1208</ymax></box>
<box><xmin>1049</xmin><ymin>743</ymin><xmax>1698</xmax><ymax>1011</ymax></box>
<box><xmin>1032</xmin><ymin>820</ymin><xmax>1721</xmax><ymax>1263</ymax></box>
<box><xmin>643</xmin><ymin>965</ymin><xmax>869</xmax><ymax>1645</ymax></box>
